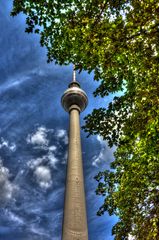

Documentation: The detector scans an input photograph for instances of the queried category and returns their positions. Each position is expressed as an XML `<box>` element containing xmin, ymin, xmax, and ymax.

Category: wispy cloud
<box><xmin>29</xmin><ymin>224</ymin><xmax>51</xmax><ymax>238</ymax></box>
<box><xmin>4</xmin><ymin>209</ymin><xmax>24</xmax><ymax>226</ymax></box>
<box><xmin>56</xmin><ymin>129</ymin><xmax>68</xmax><ymax>145</ymax></box>
<box><xmin>92</xmin><ymin>135</ymin><xmax>115</xmax><ymax>167</ymax></box>
<box><xmin>0</xmin><ymin>75</ymin><xmax>31</xmax><ymax>95</ymax></box>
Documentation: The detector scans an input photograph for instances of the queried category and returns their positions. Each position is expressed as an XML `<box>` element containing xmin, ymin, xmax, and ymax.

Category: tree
<box><xmin>11</xmin><ymin>1</ymin><xmax>159</xmax><ymax>239</ymax></box>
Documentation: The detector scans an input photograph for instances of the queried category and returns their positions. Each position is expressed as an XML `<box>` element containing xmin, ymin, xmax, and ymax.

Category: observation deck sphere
<box><xmin>61</xmin><ymin>85</ymin><xmax>88</xmax><ymax>112</ymax></box>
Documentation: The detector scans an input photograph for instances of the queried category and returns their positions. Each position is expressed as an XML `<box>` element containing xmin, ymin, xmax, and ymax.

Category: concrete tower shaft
<box><xmin>61</xmin><ymin>70</ymin><xmax>88</xmax><ymax>240</ymax></box>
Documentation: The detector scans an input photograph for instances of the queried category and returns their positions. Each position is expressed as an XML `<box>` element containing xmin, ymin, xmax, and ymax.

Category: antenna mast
<box><xmin>72</xmin><ymin>65</ymin><xmax>76</xmax><ymax>82</ymax></box>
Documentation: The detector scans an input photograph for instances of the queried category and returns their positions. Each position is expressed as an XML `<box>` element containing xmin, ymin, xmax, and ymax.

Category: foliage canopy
<box><xmin>11</xmin><ymin>1</ymin><xmax>159</xmax><ymax>239</ymax></box>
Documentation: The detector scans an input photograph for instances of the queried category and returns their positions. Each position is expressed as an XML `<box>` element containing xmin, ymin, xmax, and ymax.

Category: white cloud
<box><xmin>9</xmin><ymin>143</ymin><xmax>16</xmax><ymax>152</ymax></box>
<box><xmin>27</xmin><ymin>126</ymin><xmax>49</xmax><ymax>146</ymax></box>
<box><xmin>92</xmin><ymin>135</ymin><xmax>115</xmax><ymax>167</ymax></box>
<box><xmin>34</xmin><ymin>166</ymin><xmax>52</xmax><ymax>189</ymax></box>
<box><xmin>56</xmin><ymin>129</ymin><xmax>66</xmax><ymax>138</ymax></box>
<box><xmin>27</xmin><ymin>149</ymin><xmax>57</xmax><ymax>189</ymax></box>
<box><xmin>0</xmin><ymin>137</ymin><xmax>16</xmax><ymax>152</ymax></box>
<box><xmin>48</xmin><ymin>145</ymin><xmax>57</xmax><ymax>152</ymax></box>
<box><xmin>27</xmin><ymin>126</ymin><xmax>68</xmax><ymax>149</ymax></box>
<box><xmin>28</xmin><ymin>157</ymin><xmax>44</xmax><ymax>170</ymax></box>
<box><xmin>47</xmin><ymin>152</ymin><xmax>58</xmax><ymax>168</ymax></box>
<box><xmin>56</xmin><ymin>129</ymin><xmax>68</xmax><ymax>145</ymax></box>
<box><xmin>27</xmin><ymin>126</ymin><xmax>69</xmax><ymax>186</ymax></box>
<box><xmin>27</xmin><ymin>143</ymin><xmax>58</xmax><ymax>171</ymax></box>
<box><xmin>0</xmin><ymin>159</ymin><xmax>18</xmax><ymax>203</ymax></box>
<box><xmin>0</xmin><ymin>138</ymin><xmax>8</xmax><ymax>148</ymax></box>
<box><xmin>28</xmin><ymin>151</ymin><xmax>57</xmax><ymax>188</ymax></box>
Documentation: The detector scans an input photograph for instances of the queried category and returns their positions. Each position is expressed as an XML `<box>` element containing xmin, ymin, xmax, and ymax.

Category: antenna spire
<box><xmin>73</xmin><ymin>65</ymin><xmax>76</xmax><ymax>82</ymax></box>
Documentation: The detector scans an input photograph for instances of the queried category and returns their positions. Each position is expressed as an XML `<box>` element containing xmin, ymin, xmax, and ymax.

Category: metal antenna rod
<box><xmin>72</xmin><ymin>65</ymin><xmax>76</xmax><ymax>82</ymax></box>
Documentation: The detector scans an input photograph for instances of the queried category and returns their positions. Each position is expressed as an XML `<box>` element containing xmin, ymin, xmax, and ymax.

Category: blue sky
<box><xmin>0</xmin><ymin>1</ymin><xmax>117</xmax><ymax>239</ymax></box>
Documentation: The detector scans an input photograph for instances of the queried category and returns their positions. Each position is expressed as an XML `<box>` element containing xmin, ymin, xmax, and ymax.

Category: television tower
<box><xmin>61</xmin><ymin>67</ymin><xmax>88</xmax><ymax>240</ymax></box>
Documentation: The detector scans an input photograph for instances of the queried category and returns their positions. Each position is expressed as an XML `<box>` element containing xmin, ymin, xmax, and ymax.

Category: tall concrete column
<box><xmin>61</xmin><ymin>70</ymin><xmax>88</xmax><ymax>240</ymax></box>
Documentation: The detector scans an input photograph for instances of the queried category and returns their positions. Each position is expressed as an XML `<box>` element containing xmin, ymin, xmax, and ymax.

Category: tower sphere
<box><xmin>61</xmin><ymin>82</ymin><xmax>88</xmax><ymax>112</ymax></box>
